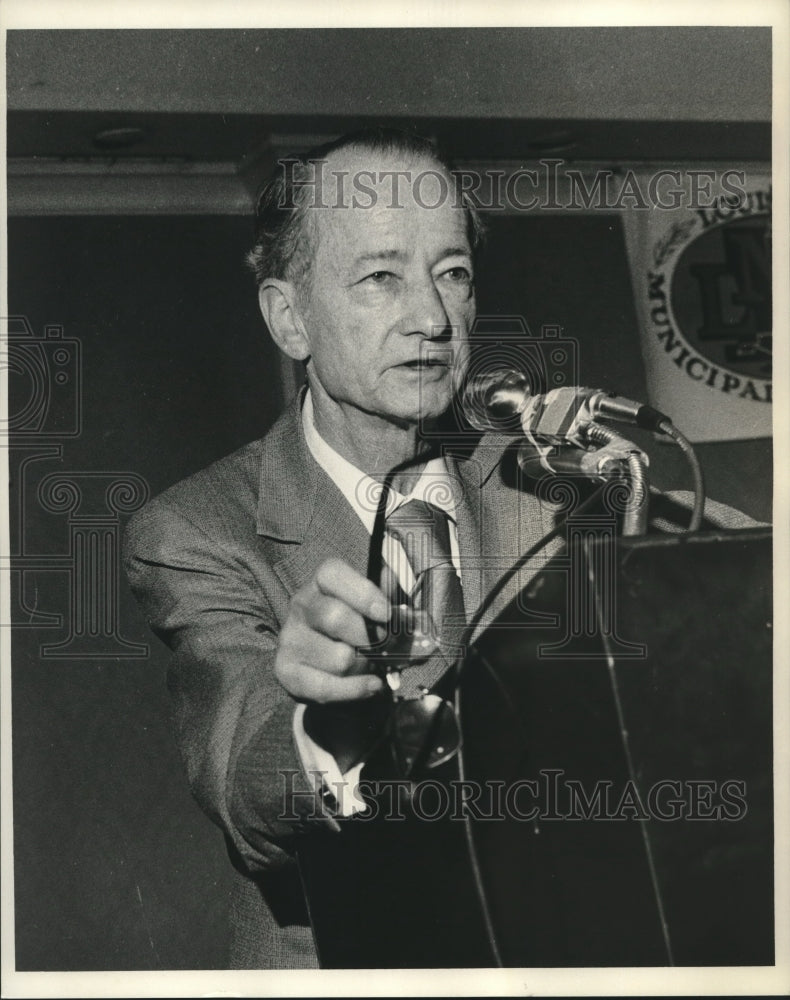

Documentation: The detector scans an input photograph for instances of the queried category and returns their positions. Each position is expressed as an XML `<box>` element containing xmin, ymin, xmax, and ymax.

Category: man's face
<box><xmin>293</xmin><ymin>149</ymin><xmax>476</xmax><ymax>428</ymax></box>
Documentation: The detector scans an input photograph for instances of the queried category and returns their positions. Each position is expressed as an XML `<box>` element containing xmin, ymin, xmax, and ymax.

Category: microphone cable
<box><xmin>657</xmin><ymin>419</ymin><xmax>706</xmax><ymax>533</ymax></box>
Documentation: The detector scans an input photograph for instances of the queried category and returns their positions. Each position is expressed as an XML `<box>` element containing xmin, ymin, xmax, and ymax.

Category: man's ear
<box><xmin>257</xmin><ymin>279</ymin><xmax>310</xmax><ymax>361</ymax></box>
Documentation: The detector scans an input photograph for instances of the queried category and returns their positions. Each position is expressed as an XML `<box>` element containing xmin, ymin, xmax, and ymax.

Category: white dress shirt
<box><xmin>292</xmin><ymin>389</ymin><xmax>461</xmax><ymax>815</ymax></box>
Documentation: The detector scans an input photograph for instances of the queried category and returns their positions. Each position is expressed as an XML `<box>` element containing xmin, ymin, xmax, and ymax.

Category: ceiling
<box><xmin>6</xmin><ymin>27</ymin><xmax>772</xmax><ymax>164</ymax></box>
<box><xmin>7</xmin><ymin>27</ymin><xmax>771</xmax><ymax>121</ymax></box>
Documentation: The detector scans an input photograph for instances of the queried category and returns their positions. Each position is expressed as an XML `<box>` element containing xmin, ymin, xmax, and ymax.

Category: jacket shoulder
<box><xmin>137</xmin><ymin>438</ymin><xmax>264</xmax><ymax>535</ymax></box>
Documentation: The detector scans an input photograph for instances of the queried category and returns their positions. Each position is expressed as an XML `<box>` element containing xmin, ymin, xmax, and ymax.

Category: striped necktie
<box><xmin>385</xmin><ymin>498</ymin><xmax>466</xmax><ymax>656</ymax></box>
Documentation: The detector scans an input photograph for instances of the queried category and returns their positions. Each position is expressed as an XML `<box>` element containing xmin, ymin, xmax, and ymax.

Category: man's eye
<box><xmin>365</xmin><ymin>271</ymin><xmax>394</xmax><ymax>284</ymax></box>
<box><xmin>443</xmin><ymin>267</ymin><xmax>473</xmax><ymax>283</ymax></box>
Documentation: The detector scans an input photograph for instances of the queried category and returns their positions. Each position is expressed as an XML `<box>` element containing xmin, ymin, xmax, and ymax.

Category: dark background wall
<box><xmin>8</xmin><ymin>209</ymin><xmax>771</xmax><ymax>970</ymax></box>
<box><xmin>9</xmin><ymin>216</ymin><xmax>280</xmax><ymax>970</ymax></box>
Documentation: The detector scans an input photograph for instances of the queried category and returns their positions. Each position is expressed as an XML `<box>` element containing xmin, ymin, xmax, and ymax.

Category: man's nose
<box><xmin>405</xmin><ymin>275</ymin><xmax>452</xmax><ymax>340</ymax></box>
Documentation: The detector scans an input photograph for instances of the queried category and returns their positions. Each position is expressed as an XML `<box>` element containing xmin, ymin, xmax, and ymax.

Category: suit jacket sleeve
<box><xmin>649</xmin><ymin>489</ymin><xmax>768</xmax><ymax>532</ymax></box>
<box><xmin>123</xmin><ymin>493</ymin><xmax>333</xmax><ymax>876</ymax></box>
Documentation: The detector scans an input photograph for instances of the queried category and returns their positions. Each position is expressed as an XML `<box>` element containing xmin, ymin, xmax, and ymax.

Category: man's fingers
<box><xmin>275</xmin><ymin>559</ymin><xmax>393</xmax><ymax>705</ymax></box>
<box><xmin>313</xmin><ymin>558</ymin><xmax>391</xmax><ymax>622</ymax></box>
<box><xmin>301</xmin><ymin>592</ymin><xmax>371</xmax><ymax>648</ymax></box>
<box><xmin>279</xmin><ymin>629</ymin><xmax>365</xmax><ymax>678</ymax></box>
<box><xmin>280</xmin><ymin>660</ymin><xmax>384</xmax><ymax>704</ymax></box>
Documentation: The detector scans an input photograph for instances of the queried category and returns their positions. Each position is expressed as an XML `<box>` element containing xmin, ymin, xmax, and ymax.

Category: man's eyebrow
<box><xmin>351</xmin><ymin>246</ymin><xmax>472</xmax><ymax>267</ymax></box>
<box><xmin>438</xmin><ymin>246</ymin><xmax>473</xmax><ymax>259</ymax></box>
<box><xmin>352</xmin><ymin>249</ymin><xmax>408</xmax><ymax>266</ymax></box>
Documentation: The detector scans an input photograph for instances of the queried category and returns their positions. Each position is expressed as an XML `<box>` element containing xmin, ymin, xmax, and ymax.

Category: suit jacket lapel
<box><xmin>453</xmin><ymin>438</ymin><xmax>564</xmax><ymax>643</ymax></box>
<box><xmin>255</xmin><ymin>394</ymin><xmax>371</xmax><ymax>597</ymax></box>
<box><xmin>448</xmin><ymin>446</ymin><xmax>489</xmax><ymax>624</ymax></box>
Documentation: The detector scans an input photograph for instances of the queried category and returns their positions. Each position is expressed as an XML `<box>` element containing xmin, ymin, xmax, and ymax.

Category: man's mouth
<box><xmin>400</xmin><ymin>356</ymin><xmax>451</xmax><ymax>369</ymax></box>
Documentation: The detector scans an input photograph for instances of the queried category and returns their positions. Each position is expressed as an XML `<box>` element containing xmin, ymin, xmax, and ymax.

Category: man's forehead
<box><xmin>311</xmin><ymin>147</ymin><xmax>469</xmax><ymax>255</ymax></box>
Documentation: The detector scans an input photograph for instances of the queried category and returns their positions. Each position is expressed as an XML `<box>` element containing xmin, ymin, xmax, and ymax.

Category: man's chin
<box><xmin>398</xmin><ymin>387</ymin><xmax>453</xmax><ymax>428</ymax></box>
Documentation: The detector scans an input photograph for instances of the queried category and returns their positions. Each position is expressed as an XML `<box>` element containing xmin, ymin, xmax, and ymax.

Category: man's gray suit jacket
<box><xmin>123</xmin><ymin>392</ymin><xmax>756</xmax><ymax>969</ymax></box>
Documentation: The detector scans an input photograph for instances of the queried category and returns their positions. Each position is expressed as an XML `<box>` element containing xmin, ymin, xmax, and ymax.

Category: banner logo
<box><xmin>671</xmin><ymin>204</ymin><xmax>771</xmax><ymax>384</ymax></box>
<box><xmin>645</xmin><ymin>188</ymin><xmax>772</xmax><ymax>411</ymax></box>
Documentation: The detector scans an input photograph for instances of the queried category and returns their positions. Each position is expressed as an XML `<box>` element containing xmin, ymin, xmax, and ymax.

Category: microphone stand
<box><xmin>585</xmin><ymin>422</ymin><xmax>649</xmax><ymax>536</ymax></box>
<box><xmin>517</xmin><ymin>420</ymin><xmax>650</xmax><ymax>536</ymax></box>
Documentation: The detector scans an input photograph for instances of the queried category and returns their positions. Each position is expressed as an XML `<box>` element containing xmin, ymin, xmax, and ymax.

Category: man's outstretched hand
<box><xmin>274</xmin><ymin>557</ymin><xmax>391</xmax><ymax>771</ymax></box>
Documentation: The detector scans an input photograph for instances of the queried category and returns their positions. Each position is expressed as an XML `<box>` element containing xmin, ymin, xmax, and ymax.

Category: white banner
<box><xmin>622</xmin><ymin>167</ymin><xmax>771</xmax><ymax>442</ymax></box>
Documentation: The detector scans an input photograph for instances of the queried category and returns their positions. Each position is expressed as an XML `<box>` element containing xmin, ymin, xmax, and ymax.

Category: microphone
<box><xmin>462</xmin><ymin>369</ymin><xmax>670</xmax><ymax>440</ymax></box>
<box><xmin>463</xmin><ymin>368</ymin><xmax>665</xmax><ymax>535</ymax></box>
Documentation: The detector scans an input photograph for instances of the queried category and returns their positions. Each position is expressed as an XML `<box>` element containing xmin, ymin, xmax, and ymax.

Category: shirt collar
<box><xmin>301</xmin><ymin>389</ymin><xmax>456</xmax><ymax>535</ymax></box>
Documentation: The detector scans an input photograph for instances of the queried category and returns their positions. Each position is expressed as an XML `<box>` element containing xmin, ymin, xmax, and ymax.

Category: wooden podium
<box><xmin>298</xmin><ymin>527</ymin><xmax>773</xmax><ymax>968</ymax></box>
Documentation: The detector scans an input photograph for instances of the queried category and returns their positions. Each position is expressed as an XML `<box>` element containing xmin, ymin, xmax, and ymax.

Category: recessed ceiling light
<box><xmin>529</xmin><ymin>130</ymin><xmax>577</xmax><ymax>154</ymax></box>
<box><xmin>93</xmin><ymin>126</ymin><xmax>146</xmax><ymax>150</ymax></box>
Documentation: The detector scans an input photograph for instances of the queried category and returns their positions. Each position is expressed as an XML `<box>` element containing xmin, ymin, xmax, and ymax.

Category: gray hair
<box><xmin>245</xmin><ymin>126</ymin><xmax>485</xmax><ymax>291</ymax></box>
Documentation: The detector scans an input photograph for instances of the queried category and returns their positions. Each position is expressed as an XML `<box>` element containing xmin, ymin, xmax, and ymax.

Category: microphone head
<box><xmin>520</xmin><ymin>386</ymin><xmax>595</xmax><ymax>444</ymax></box>
<box><xmin>461</xmin><ymin>368</ymin><xmax>530</xmax><ymax>432</ymax></box>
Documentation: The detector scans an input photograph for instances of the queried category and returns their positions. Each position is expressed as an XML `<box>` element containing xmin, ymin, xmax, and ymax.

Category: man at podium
<box><xmin>124</xmin><ymin>127</ymin><xmax>764</xmax><ymax>969</ymax></box>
